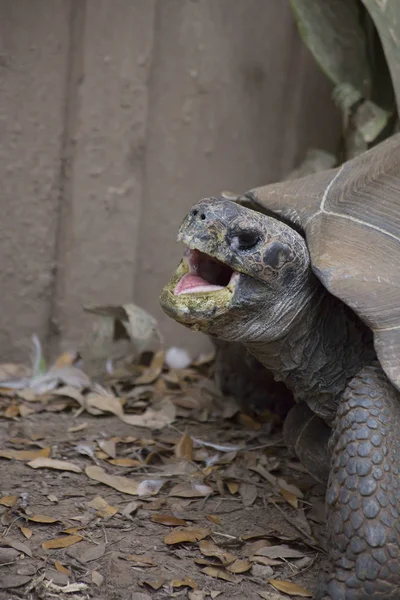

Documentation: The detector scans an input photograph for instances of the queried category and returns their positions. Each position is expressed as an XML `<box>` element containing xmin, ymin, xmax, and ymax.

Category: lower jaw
<box><xmin>159</xmin><ymin>263</ymin><xmax>235</xmax><ymax>333</ymax></box>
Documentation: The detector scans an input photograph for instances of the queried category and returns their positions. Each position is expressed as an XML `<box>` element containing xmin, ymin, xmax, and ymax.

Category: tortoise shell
<box><xmin>246</xmin><ymin>133</ymin><xmax>400</xmax><ymax>392</ymax></box>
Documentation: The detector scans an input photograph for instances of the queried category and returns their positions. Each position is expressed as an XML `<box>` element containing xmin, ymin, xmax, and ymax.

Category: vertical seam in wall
<box><xmin>46</xmin><ymin>0</ymin><xmax>86</xmax><ymax>359</ymax></box>
<box><xmin>131</xmin><ymin>0</ymin><xmax>159</xmax><ymax>299</ymax></box>
<box><xmin>277</xmin><ymin>15</ymin><xmax>306</xmax><ymax>178</ymax></box>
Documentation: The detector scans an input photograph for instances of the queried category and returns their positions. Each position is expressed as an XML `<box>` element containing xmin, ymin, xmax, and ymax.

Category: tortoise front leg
<box><xmin>319</xmin><ymin>365</ymin><xmax>400</xmax><ymax>600</ymax></box>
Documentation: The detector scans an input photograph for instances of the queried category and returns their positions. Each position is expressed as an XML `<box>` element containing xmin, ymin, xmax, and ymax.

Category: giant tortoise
<box><xmin>160</xmin><ymin>133</ymin><xmax>400</xmax><ymax>599</ymax></box>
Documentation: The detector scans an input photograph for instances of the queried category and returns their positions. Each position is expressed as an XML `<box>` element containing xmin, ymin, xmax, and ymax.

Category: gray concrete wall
<box><xmin>0</xmin><ymin>0</ymin><xmax>340</xmax><ymax>362</ymax></box>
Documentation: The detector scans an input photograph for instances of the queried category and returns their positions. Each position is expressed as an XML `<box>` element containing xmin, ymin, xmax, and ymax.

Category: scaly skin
<box><xmin>320</xmin><ymin>365</ymin><xmax>400</xmax><ymax>599</ymax></box>
<box><xmin>160</xmin><ymin>197</ymin><xmax>400</xmax><ymax>598</ymax></box>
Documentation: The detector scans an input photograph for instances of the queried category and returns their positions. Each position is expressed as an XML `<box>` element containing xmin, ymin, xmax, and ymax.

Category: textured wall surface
<box><xmin>0</xmin><ymin>0</ymin><xmax>340</xmax><ymax>363</ymax></box>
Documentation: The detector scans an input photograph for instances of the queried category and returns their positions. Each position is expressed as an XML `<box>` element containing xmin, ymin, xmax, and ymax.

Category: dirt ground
<box><xmin>0</xmin><ymin>352</ymin><xmax>328</xmax><ymax>600</ymax></box>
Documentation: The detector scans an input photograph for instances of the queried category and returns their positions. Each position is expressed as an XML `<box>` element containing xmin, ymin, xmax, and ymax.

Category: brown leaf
<box><xmin>28</xmin><ymin>514</ymin><xmax>59</xmax><ymax>524</ymax></box>
<box><xmin>141</xmin><ymin>577</ymin><xmax>165</xmax><ymax>590</ymax></box>
<box><xmin>174</xmin><ymin>433</ymin><xmax>193</xmax><ymax>460</ymax></box>
<box><xmin>238</xmin><ymin>413</ymin><xmax>262</xmax><ymax>430</ymax></box>
<box><xmin>250</xmin><ymin>555</ymin><xmax>282</xmax><ymax>567</ymax></box>
<box><xmin>19</xmin><ymin>527</ymin><xmax>32</xmax><ymax>539</ymax></box>
<box><xmin>0</xmin><ymin>495</ymin><xmax>17</xmax><ymax>507</ymax></box>
<box><xmin>199</xmin><ymin>540</ymin><xmax>235</xmax><ymax>566</ymax></box>
<box><xmin>42</xmin><ymin>535</ymin><xmax>83</xmax><ymax>550</ymax></box>
<box><xmin>27</xmin><ymin>458</ymin><xmax>82</xmax><ymax>472</ymax></box>
<box><xmin>226</xmin><ymin>481</ymin><xmax>239</xmax><ymax>495</ymax></box>
<box><xmin>0</xmin><ymin>535</ymin><xmax>32</xmax><ymax>557</ymax></box>
<box><xmin>63</xmin><ymin>526</ymin><xmax>82</xmax><ymax>534</ymax></box>
<box><xmin>4</xmin><ymin>404</ymin><xmax>20</xmax><ymax>418</ymax></box>
<box><xmin>227</xmin><ymin>559</ymin><xmax>252</xmax><ymax>574</ymax></box>
<box><xmin>170</xmin><ymin>577</ymin><xmax>198</xmax><ymax>589</ymax></box>
<box><xmin>87</xmin><ymin>496</ymin><xmax>119</xmax><ymax>518</ymax></box>
<box><xmin>126</xmin><ymin>554</ymin><xmax>155</xmax><ymax>567</ymax></box>
<box><xmin>280</xmin><ymin>488</ymin><xmax>298</xmax><ymax>509</ymax></box>
<box><xmin>268</xmin><ymin>579</ymin><xmax>312</xmax><ymax>597</ymax></box>
<box><xmin>55</xmin><ymin>561</ymin><xmax>71</xmax><ymax>576</ymax></box>
<box><xmin>201</xmin><ymin>566</ymin><xmax>236</xmax><ymax>583</ymax></box>
<box><xmin>54</xmin><ymin>351</ymin><xmax>77</xmax><ymax>367</ymax></box>
<box><xmin>85</xmin><ymin>466</ymin><xmax>139</xmax><ymax>495</ymax></box>
<box><xmin>109</xmin><ymin>458</ymin><xmax>141</xmax><ymax>467</ymax></box>
<box><xmin>0</xmin><ymin>447</ymin><xmax>51</xmax><ymax>461</ymax></box>
<box><xmin>206</xmin><ymin>514</ymin><xmax>221</xmax><ymax>525</ymax></box>
<box><xmin>151</xmin><ymin>514</ymin><xmax>188</xmax><ymax>527</ymax></box>
<box><xmin>135</xmin><ymin>351</ymin><xmax>165</xmax><ymax>385</ymax></box>
<box><xmin>121</xmin><ymin>398</ymin><xmax>176</xmax><ymax>429</ymax></box>
<box><xmin>164</xmin><ymin>527</ymin><xmax>210</xmax><ymax>545</ymax></box>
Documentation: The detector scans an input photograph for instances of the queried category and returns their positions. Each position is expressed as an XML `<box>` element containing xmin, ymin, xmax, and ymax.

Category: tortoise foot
<box><xmin>319</xmin><ymin>365</ymin><xmax>400</xmax><ymax>599</ymax></box>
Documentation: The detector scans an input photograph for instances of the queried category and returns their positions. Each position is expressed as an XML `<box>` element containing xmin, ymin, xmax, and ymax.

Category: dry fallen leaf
<box><xmin>206</xmin><ymin>514</ymin><xmax>221</xmax><ymax>525</ymax></box>
<box><xmin>268</xmin><ymin>579</ymin><xmax>312</xmax><ymax>597</ymax></box>
<box><xmin>98</xmin><ymin>439</ymin><xmax>117</xmax><ymax>459</ymax></box>
<box><xmin>85</xmin><ymin>465</ymin><xmax>139</xmax><ymax>495</ymax></box>
<box><xmin>28</xmin><ymin>514</ymin><xmax>59</xmax><ymax>524</ymax></box>
<box><xmin>255</xmin><ymin>545</ymin><xmax>306</xmax><ymax>561</ymax></box>
<box><xmin>199</xmin><ymin>540</ymin><xmax>235</xmax><ymax>566</ymax></box>
<box><xmin>27</xmin><ymin>458</ymin><xmax>82</xmax><ymax>473</ymax></box>
<box><xmin>135</xmin><ymin>351</ymin><xmax>165</xmax><ymax>385</ymax></box>
<box><xmin>122</xmin><ymin>398</ymin><xmax>176</xmax><ymax>429</ymax></box>
<box><xmin>87</xmin><ymin>496</ymin><xmax>119</xmax><ymax>518</ymax></box>
<box><xmin>164</xmin><ymin>527</ymin><xmax>210</xmax><ymax>545</ymax></box>
<box><xmin>79</xmin><ymin>543</ymin><xmax>106</xmax><ymax>563</ymax></box>
<box><xmin>0</xmin><ymin>447</ymin><xmax>51</xmax><ymax>461</ymax></box>
<box><xmin>141</xmin><ymin>577</ymin><xmax>165</xmax><ymax>590</ymax></box>
<box><xmin>169</xmin><ymin>482</ymin><xmax>213</xmax><ymax>498</ymax></box>
<box><xmin>201</xmin><ymin>566</ymin><xmax>236</xmax><ymax>583</ymax></box>
<box><xmin>175</xmin><ymin>433</ymin><xmax>193</xmax><ymax>460</ymax></box>
<box><xmin>109</xmin><ymin>458</ymin><xmax>141</xmax><ymax>467</ymax></box>
<box><xmin>19</xmin><ymin>526</ymin><xmax>32</xmax><ymax>539</ymax></box>
<box><xmin>0</xmin><ymin>496</ymin><xmax>17</xmax><ymax>507</ymax></box>
<box><xmin>92</xmin><ymin>570</ymin><xmax>104</xmax><ymax>587</ymax></box>
<box><xmin>0</xmin><ymin>536</ymin><xmax>32</xmax><ymax>557</ymax></box>
<box><xmin>170</xmin><ymin>577</ymin><xmax>198</xmax><ymax>590</ymax></box>
<box><xmin>0</xmin><ymin>574</ymin><xmax>32</xmax><ymax>589</ymax></box>
<box><xmin>42</xmin><ymin>535</ymin><xmax>83</xmax><ymax>550</ymax></box>
<box><xmin>55</xmin><ymin>560</ymin><xmax>71</xmax><ymax>576</ymax></box>
<box><xmin>226</xmin><ymin>481</ymin><xmax>239</xmax><ymax>495</ymax></box>
<box><xmin>126</xmin><ymin>554</ymin><xmax>155</xmax><ymax>567</ymax></box>
<box><xmin>151</xmin><ymin>514</ymin><xmax>188</xmax><ymax>527</ymax></box>
<box><xmin>227</xmin><ymin>559</ymin><xmax>252</xmax><ymax>574</ymax></box>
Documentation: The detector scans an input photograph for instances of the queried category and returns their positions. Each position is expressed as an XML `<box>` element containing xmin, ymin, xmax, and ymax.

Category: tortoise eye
<box><xmin>229</xmin><ymin>230</ymin><xmax>261</xmax><ymax>251</ymax></box>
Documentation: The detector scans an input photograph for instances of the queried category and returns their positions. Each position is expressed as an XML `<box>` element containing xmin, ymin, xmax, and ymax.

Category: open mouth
<box><xmin>174</xmin><ymin>249</ymin><xmax>238</xmax><ymax>296</ymax></box>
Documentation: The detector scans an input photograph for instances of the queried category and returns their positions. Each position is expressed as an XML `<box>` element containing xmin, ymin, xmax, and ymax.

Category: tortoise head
<box><xmin>160</xmin><ymin>197</ymin><xmax>316</xmax><ymax>343</ymax></box>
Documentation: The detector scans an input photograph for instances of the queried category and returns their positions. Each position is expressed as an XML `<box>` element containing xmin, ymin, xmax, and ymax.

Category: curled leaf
<box><xmin>268</xmin><ymin>579</ymin><xmax>312</xmax><ymax>597</ymax></box>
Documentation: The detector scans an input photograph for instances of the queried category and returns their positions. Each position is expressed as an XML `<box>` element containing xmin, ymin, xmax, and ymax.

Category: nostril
<box><xmin>200</xmin><ymin>213</ymin><xmax>206</xmax><ymax>220</ymax></box>
<box><xmin>191</xmin><ymin>209</ymin><xmax>198</xmax><ymax>217</ymax></box>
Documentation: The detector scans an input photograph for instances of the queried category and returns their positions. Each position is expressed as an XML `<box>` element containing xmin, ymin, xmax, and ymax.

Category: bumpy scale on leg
<box><xmin>318</xmin><ymin>365</ymin><xmax>400</xmax><ymax>600</ymax></box>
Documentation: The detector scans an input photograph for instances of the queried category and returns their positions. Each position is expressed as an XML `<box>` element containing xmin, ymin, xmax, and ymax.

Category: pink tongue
<box><xmin>174</xmin><ymin>273</ymin><xmax>224</xmax><ymax>296</ymax></box>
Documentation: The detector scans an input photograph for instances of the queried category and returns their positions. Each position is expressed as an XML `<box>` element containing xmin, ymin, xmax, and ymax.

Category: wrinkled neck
<box><xmin>245</xmin><ymin>285</ymin><xmax>375</xmax><ymax>423</ymax></box>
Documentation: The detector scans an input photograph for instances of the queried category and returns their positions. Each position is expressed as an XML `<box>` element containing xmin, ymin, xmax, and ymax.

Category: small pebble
<box><xmin>165</xmin><ymin>347</ymin><xmax>191</xmax><ymax>369</ymax></box>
